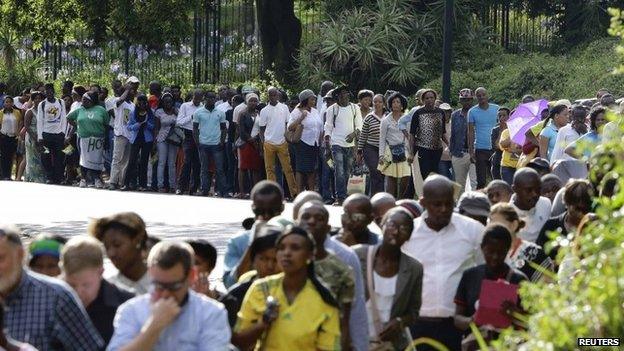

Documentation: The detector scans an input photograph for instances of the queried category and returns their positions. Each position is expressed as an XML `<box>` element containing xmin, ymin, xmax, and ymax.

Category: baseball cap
<box><xmin>324</xmin><ymin>89</ymin><xmax>335</xmax><ymax>100</ymax></box>
<box><xmin>459</xmin><ymin>89</ymin><xmax>473</xmax><ymax>99</ymax></box>
<box><xmin>439</xmin><ymin>103</ymin><xmax>452</xmax><ymax>111</ymax></box>
<box><xmin>527</xmin><ymin>157</ymin><xmax>550</xmax><ymax>172</ymax></box>
<box><xmin>457</xmin><ymin>191</ymin><xmax>491</xmax><ymax>217</ymax></box>
<box><xmin>126</xmin><ymin>76</ymin><xmax>140</xmax><ymax>84</ymax></box>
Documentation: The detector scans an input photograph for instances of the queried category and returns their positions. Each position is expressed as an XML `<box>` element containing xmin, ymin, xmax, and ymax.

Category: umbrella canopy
<box><xmin>507</xmin><ymin>99</ymin><xmax>549</xmax><ymax>145</ymax></box>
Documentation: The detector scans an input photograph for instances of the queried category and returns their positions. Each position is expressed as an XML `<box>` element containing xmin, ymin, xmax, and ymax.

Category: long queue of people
<box><xmin>0</xmin><ymin>78</ymin><xmax>618</xmax><ymax>203</ymax></box>
<box><xmin>0</xmin><ymin>156</ymin><xmax>605</xmax><ymax>351</ymax></box>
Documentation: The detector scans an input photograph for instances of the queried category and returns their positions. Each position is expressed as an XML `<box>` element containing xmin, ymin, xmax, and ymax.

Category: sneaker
<box><xmin>175</xmin><ymin>189</ymin><xmax>183</xmax><ymax>195</ymax></box>
<box><xmin>138</xmin><ymin>187</ymin><xmax>147</xmax><ymax>192</ymax></box>
<box><xmin>324</xmin><ymin>199</ymin><xmax>335</xmax><ymax>205</ymax></box>
<box><xmin>79</xmin><ymin>179</ymin><xmax>87</xmax><ymax>188</ymax></box>
<box><xmin>333</xmin><ymin>200</ymin><xmax>344</xmax><ymax>206</ymax></box>
<box><xmin>95</xmin><ymin>179</ymin><xmax>104</xmax><ymax>189</ymax></box>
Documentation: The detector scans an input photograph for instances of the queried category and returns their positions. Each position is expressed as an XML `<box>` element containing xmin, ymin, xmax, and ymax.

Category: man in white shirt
<box><xmin>107</xmin><ymin>241</ymin><xmax>230</xmax><ymax>351</ymax></box>
<box><xmin>550</xmin><ymin>106</ymin><xmax>588</xmax><ymax>163</ymax></box>
<box><xmin>259</xmin><ymin>87</ymin><xmax>298</xmax><ymax>197</ymax></box>
<box><xmin>402</xmin><ymin>175</ymin><xmax>484</xmax><ymax>351</ymax></box>
<box><xmin>107</xmin><ymin>85</ymin><xmax>136</xmax><ymax>190</ymax></box>
<box><xmin>216</xmin><ymin>89</ymin><xmax>234</xmax><ymax>113</ymax></box>
<box><xmin>175</xmin><ymin>89</ymin><xmax>203</xmax><ymax>195</ymax></box>
<box><xmin>511</xmin><ymin>167</ymin><xmax>552</xmax><ymax>242</ymax></box>
<box><xmin>317</xmin><ymin>80</ymin><xmax>334</xmax><ymax>112</ymax></box>
<box><xmin>324</xmin><ymin>86</ymin><xmax>363</xmax><ymax>205</ymax></box>
<box><xmin>37</xmin><ymin>83</ymin><xmax>68</xmax><ymax>184</ymax></box>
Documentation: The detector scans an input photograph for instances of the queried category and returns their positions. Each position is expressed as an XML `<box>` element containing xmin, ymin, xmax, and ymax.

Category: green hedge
<box><xmin>423</xmin><ymin>38</ymin><xmax>624</xmax><ymax>107</ymax></box>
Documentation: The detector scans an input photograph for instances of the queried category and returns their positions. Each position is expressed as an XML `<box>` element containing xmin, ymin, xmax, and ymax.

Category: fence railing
<box><xmin>15</xmin><ymin>0</ymin><xmax>554</xmax><ymax>86</ymax></box>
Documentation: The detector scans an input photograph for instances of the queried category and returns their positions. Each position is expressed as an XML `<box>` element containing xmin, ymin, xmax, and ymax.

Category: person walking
<box><xmin>550</xmin><ymin>106</ymin><xmax>587</xmax><ymax>163</ymax></box>
<box><xmin>176</xmin><ymin>89</ymin><xmax>203</xmax><ymax>195</ymax></box>
<box><xmin>468</xmin><ymin>87</ymin><xmax>499</xmax><ymax>189</ymax></box>
<box><xmin>490</xmin><ymin>107</ymin><xmax>511</xmax><ymax>181</ymax></box>
<box><xmin>260</xmin><ymin>87</ymin><xmax>298</xmax><ymax>197</ymax></box>
<box><xmin>234</xmin><ymin>226</ymin><xmax>340</xmax><ymax>351</ymax></box>
<box><xmin>288</xmin><ymin>89</ymin><xmax>323</xmax><ymax>192</ymax></box>
<box><xmin>125</xmin><ymin>94</ymin><xmax>155</xmax><ymax>191</ymax></box>
<box><xmin>37</xmin><ymin>83</ymin><xmax>68</xmax><ymax>184</ymax></box>
<box><xmin>66</xmin><ymin>92</ymin><xmax>110</xmax><ymax>188</ymax></box>
<box><xmin>154</xmin><ymin>93</ymin><xmax>179</xmax><ymax>192</ymax></box>
<box><xmin>325</xmin><ymin>86</ymin><xmax>363</xmax><ymax>205</ymax></box>
<box><xmin>357</xmin><ymin>94</ymin><xmax>385</xmax><ymax>196</ymax></box>
<box><xmin>379</xmin><ymin>92</ymin><xmax>411</xmax><ymax>199</ymax></box>
<box><xmin>194</xmin><ymin>91</ymin><xmax>227</xmax><ymax>197</ymax></box>
<box><xmin>409</xmin><ymin>89</ymin><xmax>448</xmax><ymax>180</ymax></box>
<box><xmin>0</xmin><ymin>96</ymin><xmax>23</xmax><ymax>180</ymax></box>
<box><xmin>451</xmin><ymin>89</ymin><xmax>478</xmax><ymax>194</ymax></box>
<box><xmin>355</xmin><ymin>207</ymin><xmax>423</xmax><ymax>350</ymax></box>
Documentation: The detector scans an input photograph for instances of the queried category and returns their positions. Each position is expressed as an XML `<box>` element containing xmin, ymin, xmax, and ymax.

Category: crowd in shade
<box><xmin>0</xmin><ymin>78</ymin><xmax>620</xmax><ymax>350</ymax></box>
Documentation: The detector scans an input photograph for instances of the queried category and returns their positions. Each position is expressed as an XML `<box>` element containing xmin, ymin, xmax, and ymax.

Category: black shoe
<box><xmin>324</xmin><ymin>199</ymin><xmax>335</xmax><ymax>205</ymax></box>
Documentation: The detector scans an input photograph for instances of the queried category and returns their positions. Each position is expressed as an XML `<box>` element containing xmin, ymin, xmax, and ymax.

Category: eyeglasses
<box><xmin>151</xmin><ymin>278</ymin><xmax>187</xmax><ymax>292</ymax></box>
<box><xmin>341</xmin><ymin>213</ymin><xmax>369</xmax><ymax>223</ymax></box>
<box><xmin>383</xmin><ymin>220</ymin><xmax>411</xmax><ymax>234</ymax></box>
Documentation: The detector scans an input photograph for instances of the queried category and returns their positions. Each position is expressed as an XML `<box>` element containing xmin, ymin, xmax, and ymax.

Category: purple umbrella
<box><xmin>507</xmin><ymin>99</ymin><xmax>549</xmax><ymax>145</ymax></box>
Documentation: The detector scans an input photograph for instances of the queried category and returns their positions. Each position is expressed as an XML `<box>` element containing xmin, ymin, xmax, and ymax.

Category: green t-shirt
<box><xmin>67</xmin><ymin>105</ymin><xmax>110</xmax><ymax>138</ymax></box>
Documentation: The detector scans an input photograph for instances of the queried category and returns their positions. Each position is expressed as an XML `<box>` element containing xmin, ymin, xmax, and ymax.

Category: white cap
<box><xmin>126</xmin><ymin>76</ymin><xmax>140</xmax><ymax>84</ymax></box>
<box><xmin>439</xmin><ymin>102</ymin><xmax>452</xmax><ymax>111</ymax></box>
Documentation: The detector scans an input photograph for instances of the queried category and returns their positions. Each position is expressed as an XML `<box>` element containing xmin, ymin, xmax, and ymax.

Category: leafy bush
<box><xmin>422</xmin><ymin>38</ymin><xmax>624</xmax><ymax>107</ymax></box>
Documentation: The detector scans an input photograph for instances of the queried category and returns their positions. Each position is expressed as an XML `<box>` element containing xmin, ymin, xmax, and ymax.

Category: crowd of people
<box><xmin>0</xmin><ymin>78</ymin><xmax>620</xmax><ymax>350</ymax></box>
<box><xmin>0</xmin><ymin>79</ymin><xmax>617</xmax><ymax>203</ymax></box>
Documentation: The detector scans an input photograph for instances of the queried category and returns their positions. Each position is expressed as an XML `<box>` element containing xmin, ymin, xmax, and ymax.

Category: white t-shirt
<box><xmin>177</xmin><ymin>101</ymin><xmax>203</xmax><ymax>131</ymax></box>
<box><xmin>259</xmin><ymin>102</ymin><xmax>289</xmax><ymax>145</ymax></box>
<box><xmin>216</xmin><ymin>101</ymin><xmax>232</xmax><ymax>113</ymax></box>
<box><xmin>36</xmin><ymin>98</ymin><xmax>67</xmax><ymax>139</ymax></box>
<box><xmin>324</xmin><ymin>103</ymin><xmax>363</xmax><ymax>147</ymax></box>
<box><xmin>0</xmin><ymin>111</ymin><xmax>18</xmax><ymax>136</ymax></box>
<box><xmin>70</xmin><ymin>101</ymin><xmax>82</xmax><ymax>113</ymax></box>
<box><xmin>288</xmin><ymin>107</ymin><xmax>323</xmax><ymax>146</ymax></box>
<box><xmin>550</xmin><ymin>124</ymin><xmax>581</xmax><ymax>163</ymax></box>
<box><xmin>232</xmin><ymin>103</ymin><xmax>247</xmax><ymax>124</ymax></box>
<box><xmin>512</xmin><ymin>196</ymin><xmax>552</xmax><ymax>242</ymax></box>
<box><xmin>114</xmin><ymin>101</ymin><xmax>135</xmax><ymax>139</ymax></box>
<box><xmin>105</xmin><ymin>97</ymin><xmax>119</xmax><ymax>127</ymax></box>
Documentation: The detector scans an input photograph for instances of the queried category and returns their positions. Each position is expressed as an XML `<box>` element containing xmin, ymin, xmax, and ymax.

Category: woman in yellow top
<box><xmin>499</xmin><ymin>116</ymin><xmax>522</xmax><ymax>185</ymax></box>
<box><xmin>0</xmin><ymin>96</ymin><xmax>24</xmax><ymax>180</ymax></box>
<box><xmin>235</xmin><ymin>226</ymin><xmax>341</xmax><ymax>351</ymax></box>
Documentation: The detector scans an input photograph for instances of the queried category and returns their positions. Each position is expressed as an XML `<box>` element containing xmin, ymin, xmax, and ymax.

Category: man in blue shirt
<box><xmin>468</xmin><ymin>87</ymin><xmax>499</xmax><ymax>189</ymax></box>
<box><xmin>108</xmin><ymin>241</ymin><xmax>230</xmax><ymax>351</ymax></box>
<box><xmin>193</xmin><ymin>91</ymin><xmax>227</xmax><ymax>197</ymax></box>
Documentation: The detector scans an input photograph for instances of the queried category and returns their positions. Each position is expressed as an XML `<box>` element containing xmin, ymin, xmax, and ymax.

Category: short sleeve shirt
<box><xmin>315</xmin><ymin>254</ymin><xmax>355</xmax><ymax>306</ymax></box>
<box><xmin>192</xmin><ymin>107</ymin><xmax>226</xmax><ymax>146</ymax></box>
<box><xmin>539</xmin><ymin>124</ymin><xmax>559</xmax><ymax>160</ymax></box>
<box><xmin>409</xmin><ymin>107</ymin><xmax>446</xmax><ymax>150</ymax></box>
<box><xmin>454</xmin><ymin>264</ymin><xmax>527</xmax><ymax>317</ymax></box>
<box><xmin>258</xmin><ymin>102</ymin><xmax>289</xmax><ymax>145</ymax></box>
<box><xmin>236</xmin><ymin>273</ymin><xmax>341</xmax><ymax>351</ymax></box>
<box><xmin>468</xmin><ymin>104</ymin><xmax>499</xmax><ymax>150</ymax></box>
<box><xmin>66</xmin><ymin>105</ymin><xmax>110</xmax><ymax>138</ymax></box>
<box><xmin>114</xmin><ymin>101</ymin><xmax>135</xmax><ymax>138</ymax></box>
<box><xmin>499</xmin><ymin>129</ymin><xmax>520</xmax><ymax>168</ymax></box>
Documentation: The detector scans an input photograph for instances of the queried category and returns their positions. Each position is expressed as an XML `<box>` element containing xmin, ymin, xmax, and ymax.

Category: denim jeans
<box><xmin>438</xmin><ymin>159</ymin><xmax>454</xmax><ymax>181</ymax></box>
<box><xmin>157</xmin><ymin>141</ymin><xmax>178</xmax><ymax>189</ymax></box>
<box><xmin>103</xmin><ymin>127</ymin><xmax>114</xmax><ymax>174</ymax></box>
<box><xmin>331</xmin><ymin>145</ymin><xmax>354</xmax><ymax>201</ymax></box>
<box><xmin>320</xmin><ymin>145</ymin><xmax>335</xmax><ymax>201</ymax></box>
<box><xmin>199</xmin><ymin>144</ymin><xmax>226</xmax><ymax>195</ymax></box>
<box><xmin>177</xmin><ymin>129</ymin><xmax>200</xmax><ymax>193</ymax></box>
<box><xmin>126</xmin><ymin>140</ymin><xmax>153</xmax><ymax>188</ymax></box>
<box><xmin>501</xmin><ymin>166</ymin><xmax>516</xmax><ymax>186</ymax></box>
<box><xmin>475</xmin><ymin>149</ymin><xmax>493</xmax><ymax>189</ymax></box>
<box><xmin>363</xmin><ymin>144</ymin><xmax>384</xmax><ymax>195</ymax></box>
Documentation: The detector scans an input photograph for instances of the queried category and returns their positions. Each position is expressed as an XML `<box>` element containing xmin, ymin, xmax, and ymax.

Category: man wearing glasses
<box><xmin>108</xmin><ymin>241</ymin><xmax>230</xmax><ymax>351</ymax></box>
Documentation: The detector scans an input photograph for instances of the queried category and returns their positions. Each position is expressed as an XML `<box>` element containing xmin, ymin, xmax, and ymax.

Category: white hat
<box><xmin>439</xmin><ymin>102</ymin><xmax>452</xmax><ymax>111</ymax></box>
<box><xmin>126</xmin><ymin>76</ymin><xmax>140</xmax><ymax>84</ymax></box>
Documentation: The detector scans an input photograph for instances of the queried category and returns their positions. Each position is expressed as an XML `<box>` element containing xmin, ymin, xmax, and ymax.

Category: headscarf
<box><xmin>245</xmin><ymin>93</ymin><xmax>259</xmax><ymax>104</ymax></box>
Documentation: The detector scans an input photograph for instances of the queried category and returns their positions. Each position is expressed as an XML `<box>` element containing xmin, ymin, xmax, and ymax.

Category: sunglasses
<box><xmin>151</xmin><ymin>278</ymin><xmax>187</xmax><ymax>292</ymax></box>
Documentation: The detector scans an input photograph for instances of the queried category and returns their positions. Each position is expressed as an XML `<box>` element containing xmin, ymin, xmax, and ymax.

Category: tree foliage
<box><xmin>295</xmin><ymin>0</ymin><xmax>491</xmax><ymax>94</ymax></box>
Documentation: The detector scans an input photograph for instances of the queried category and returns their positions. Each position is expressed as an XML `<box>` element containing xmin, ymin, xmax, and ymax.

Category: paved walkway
<box><xmin>1</xmin><ymin>180</ymin><xmax>347</xmax><ymax>281</ymax></box>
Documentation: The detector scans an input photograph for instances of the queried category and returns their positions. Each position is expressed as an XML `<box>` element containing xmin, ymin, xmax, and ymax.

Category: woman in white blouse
<box><xmin>287</xmin><ymin>89</ymin><xmax>323</xmax><ymax>191</ymax></box>
<box><xmin>378</xmin><ymin>92</ymin><xmax>411</xmax><ymax>198</ymax></box>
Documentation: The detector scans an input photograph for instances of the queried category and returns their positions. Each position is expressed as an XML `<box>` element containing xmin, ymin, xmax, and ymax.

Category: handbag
<box><xmin>367</xmin><ymin>246</ymin><xmax>395</xmax><ymax>351</ymax></box>
<box><xmin>165</xmin><ymin>126</ymin><xmax>185</xmax><ymax>146</ymax></box>
<box><xmin>285</xmin><ymin>122</ymin><xmax>303</xmax><ymax>144</ymax></box>
<box><xmin>389</xmin><ymin>144</ymin><xmax>406</xmax><ymax>163</ymax></box>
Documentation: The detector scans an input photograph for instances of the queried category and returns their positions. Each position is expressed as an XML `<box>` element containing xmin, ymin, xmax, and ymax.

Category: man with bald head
<box><xmin>511</xmin><ymin>167</ymin><xmax>552</xmax><ymax>242</ymax></box>
<box><xmin>259</xmin><ymin>86</ymin><xmax>298</xmax><ymax>197</ymax></box>
<box><xmin>402</xmin><ymin>175</ymin><xmax>484</xmax><ymax>351</ymax></box>
<box><xmin>333</xmin><ymin>194</ymin><xmax>379</xmax><ymax>246</ymax></box>
<box><xmin>292</xmin><ymin>190</ymin><xmax>323</xmax><ymax>220</ymax></box>
<box><xmin>370</xmin><ymin>192</ymin><xmax>396</xmax><ymax>228</ymax></box>
<box><xmin>468</xmin><ymin>87</ymin><xmax>499</xmax><ymax>189</ymax></box>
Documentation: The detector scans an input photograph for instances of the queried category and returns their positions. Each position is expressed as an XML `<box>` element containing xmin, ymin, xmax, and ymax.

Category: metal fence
<box><xmin>19</xmin><ymin>1</ymin><xmax>555</xmax><ymax>86</ymax></box>
<box><xmin>478</xmin><ymin>3</ymin><xmax>557</xmax><ymax>53</ymax></box>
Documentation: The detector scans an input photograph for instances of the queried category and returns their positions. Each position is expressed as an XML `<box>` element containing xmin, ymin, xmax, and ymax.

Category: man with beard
<box><xmin>0</xmin><ymin>225</ymin><xmax>104</xmax><ymax>350</ymax></box>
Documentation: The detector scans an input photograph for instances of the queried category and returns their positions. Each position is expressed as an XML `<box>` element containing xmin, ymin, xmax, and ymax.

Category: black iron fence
<box><xmin>16</xmin><ymin>0</ymin><xmax>555</xmax><ymax>86</ymax></box>
<box><xmin>478</xmin><ymin>3</ymin><xmax>557</xmax><ymax>53</ymax></box>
